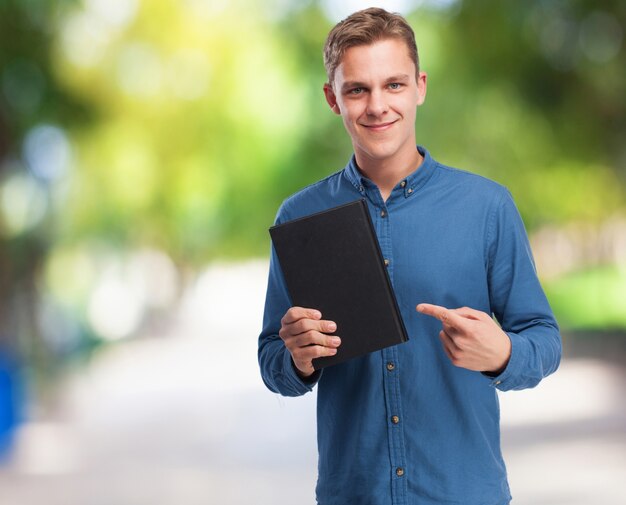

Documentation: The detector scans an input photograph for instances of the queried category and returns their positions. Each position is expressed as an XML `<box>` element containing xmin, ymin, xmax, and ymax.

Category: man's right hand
<box><xmin>279</xmin><ymin>307</ymin><xmax>341</xmax><ymax>378</ymax></box>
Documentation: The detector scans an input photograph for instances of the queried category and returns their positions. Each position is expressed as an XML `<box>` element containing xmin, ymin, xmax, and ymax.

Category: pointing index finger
<box><xmin>416</xmin><ymin>303</ymin><xmax>461</xmax><ymax>327</ymax></box>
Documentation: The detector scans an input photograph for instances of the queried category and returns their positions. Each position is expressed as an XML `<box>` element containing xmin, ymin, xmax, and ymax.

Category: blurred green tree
<box><xmin>0</xmin><ymin>0</ymin><xmax>624</xmax><ymax>385</ymax></box>
<box><xmin>409</xmin><ymin>0</ymin><xmax>626</xmax><ymax>228</ymax></box>
<box><xmin>0</xmin><ymin>0</ymin><xmax>91</xmax><ymax>382</ymax></box>
<box><xmin>36</xmin><ymin>0</ymin><xmax>626</xmax><ymax>259</ymax></box>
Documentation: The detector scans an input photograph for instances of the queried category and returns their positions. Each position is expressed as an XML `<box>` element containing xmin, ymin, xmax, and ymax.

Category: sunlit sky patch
<box><xmin>320</xmin><ymin>0</ymin><xmax>458</xmax><ymax>22</ymax></box>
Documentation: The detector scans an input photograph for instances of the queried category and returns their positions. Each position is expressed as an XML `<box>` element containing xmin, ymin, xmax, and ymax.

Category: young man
<box><xmin>258</xmin><ymin>8</ymin><xmax>561</xmax><ymax>505</ymax></box>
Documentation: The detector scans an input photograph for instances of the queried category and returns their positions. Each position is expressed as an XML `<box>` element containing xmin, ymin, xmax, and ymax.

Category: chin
<box><xmin>360</xmin><ymin>143</ymin><xmax>399</xmax><ymax>161</ymax></box>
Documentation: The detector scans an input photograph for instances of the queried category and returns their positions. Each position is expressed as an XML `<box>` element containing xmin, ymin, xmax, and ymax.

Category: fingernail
<box><xmin>312</xmin><ymin>310</ymin><xmax>322</xmax><ymax>319</ymax></box>
<box><xmin>331</xmin><ymin>337</ymin><xmax>341</xmax><ymax>346</ymax></box>
<box><xmin>327</xmin><ymin>322</ymin><xmax>337</xmax><ymax>331</ymax></box>
<box><xmin>416</xmin><ymin>304</ymin><xmax>424</xmax><ymax>312</ymax></box>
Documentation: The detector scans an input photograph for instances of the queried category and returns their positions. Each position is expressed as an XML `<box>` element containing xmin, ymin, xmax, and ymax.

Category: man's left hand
<box><xmin>416</xmin><ymin>303</ymin><xmax>511</xmax><ymax>374</ymax></box>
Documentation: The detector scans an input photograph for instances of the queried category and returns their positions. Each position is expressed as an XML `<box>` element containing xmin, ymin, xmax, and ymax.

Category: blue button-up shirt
<box><xmin>258</xmin><ymin>147</ymin><xmax>561</xmax><ymax>505</ymax></box>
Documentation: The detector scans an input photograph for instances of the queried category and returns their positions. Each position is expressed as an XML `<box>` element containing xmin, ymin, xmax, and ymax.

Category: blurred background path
<box><xmin>0</xmin><ymin>261</ymin><xmax>624</xmax><ymax>505</ymax></box>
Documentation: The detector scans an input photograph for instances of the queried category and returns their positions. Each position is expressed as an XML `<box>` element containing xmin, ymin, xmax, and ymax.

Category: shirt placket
<box><xmin>373</xmin><ymin>194</ymin><xmax>408</xmax><ymax>505</ymax></box>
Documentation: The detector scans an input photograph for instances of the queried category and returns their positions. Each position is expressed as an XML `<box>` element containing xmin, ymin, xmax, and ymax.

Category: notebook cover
<box><xmin>269</xmin><ymin>199</ymin><xmax>409</xmax><ymax>369</ymax></box>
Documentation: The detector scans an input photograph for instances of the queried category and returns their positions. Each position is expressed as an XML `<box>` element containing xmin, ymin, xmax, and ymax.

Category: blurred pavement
<box><xmin>0</xmin><ymin>260</ymin><xmax>624</xmax><ymax>504</ymax></box>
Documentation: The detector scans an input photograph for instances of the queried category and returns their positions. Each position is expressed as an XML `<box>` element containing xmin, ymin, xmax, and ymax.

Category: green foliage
<box><xmin>409</xmin><ymin>1</ymin><xmax>626</xmax><ymax>227</ymax></box>
<box><xmin>0</xmin><ymin>0</ymin><xmax>625</xmax><ymax>352</ymax></box>
<box><xmin>4</xmin><ymin>0</ymin><xmax>623</xmax><ymax>261</ymax></box>
<box><xmin>546</xmin><ymin>266</ymin><xmax>626</xmax><ymax>329</ymax></box>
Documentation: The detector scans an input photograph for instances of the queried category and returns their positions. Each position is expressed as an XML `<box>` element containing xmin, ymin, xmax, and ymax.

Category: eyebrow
<box><xmin>340</xmin><ymin>74</ymin><xmax>411</xmax><ymax>93</ymax></box>
<box><xmin>341</xmin><ymin>81</ymin><xmax>367</xmax><ymax>93</ymax></box>
<box><xmin>385</xmin><ymin>74</ymin><xmax>411</xmax><ymax>83</ymax></box>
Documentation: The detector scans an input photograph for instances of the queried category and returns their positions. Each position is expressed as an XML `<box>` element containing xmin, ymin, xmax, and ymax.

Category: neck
<box><xmin>355</xmin><ymin>147</ymin><xmax>423</xmax><ymax>201</ymax></box>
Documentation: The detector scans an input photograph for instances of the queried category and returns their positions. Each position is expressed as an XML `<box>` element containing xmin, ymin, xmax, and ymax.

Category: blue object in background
<box><xmin>0</xmin><ymin>348</ymin><xmax>21</xmax><ymax>461</ymax></box>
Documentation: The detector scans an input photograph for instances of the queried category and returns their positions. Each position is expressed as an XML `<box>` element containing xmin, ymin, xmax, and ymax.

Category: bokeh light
<box><xmin>0</xmin><ymin>171</ymin><xmax>48</xmax><ymax>236</ymax></box>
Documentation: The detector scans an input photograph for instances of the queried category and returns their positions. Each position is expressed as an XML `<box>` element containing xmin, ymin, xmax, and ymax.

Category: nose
<box><xmin>365</xmin><ymin>89</ymin><xmax>388</xmax><ymax>117</ymax></box>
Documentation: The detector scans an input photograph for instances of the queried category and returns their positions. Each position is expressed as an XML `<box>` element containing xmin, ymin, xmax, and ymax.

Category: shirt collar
<box><xmin>343</xmin><ymin>145</ymin><xmax>437</xmax><ymax>198</ymax></box>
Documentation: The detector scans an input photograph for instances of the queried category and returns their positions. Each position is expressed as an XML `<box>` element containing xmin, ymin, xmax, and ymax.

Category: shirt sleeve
<box><xmin>257</xmin><ymin>203</ymin><xmax>322</xmax><ymax>397</ymax></box>
<box><xmin>485</xmin><ymin>189</ymin><xmax>562</xmax><ymax>392</ymax></box>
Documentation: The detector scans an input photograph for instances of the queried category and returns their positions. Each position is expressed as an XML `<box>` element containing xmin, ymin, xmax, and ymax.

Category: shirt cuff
<box><xmin>282</xmin><ymin>347</ymin><xmax>322</xmax><ymax>392</ymax></box>
<box><xmin>485</xmin><ymin>331</ymin><xmax>526</xmax><ymax>391</ymax></box>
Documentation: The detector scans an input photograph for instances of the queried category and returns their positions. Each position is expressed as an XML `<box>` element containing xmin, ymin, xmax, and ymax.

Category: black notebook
<box><xmin>269</xmin><ymin>199</ymin><xmax>409</xmax><ymax>369</ymax></box>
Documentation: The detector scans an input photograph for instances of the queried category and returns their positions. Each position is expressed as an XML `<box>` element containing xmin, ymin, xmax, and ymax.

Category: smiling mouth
<box><xmin>362</xmin><ymin>120</ymin><xmax>397</xmax><ymax>131</ymax></box>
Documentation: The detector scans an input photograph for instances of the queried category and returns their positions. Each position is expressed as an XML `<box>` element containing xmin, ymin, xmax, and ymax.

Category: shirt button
<box><xmin>400</xmin><ymin>180</ymin><xmax>407</xmax><ymax>187</ymax></box>
<box><xmin>407</xmin><ymin>188</ymin><xmax>413</xmax><ymax>194</ymax></box>
<box><xmin>380</xmin><ymin>209</ymin><xmax>387</xmax><ymax>218</ymax></box>
<box><xmin>359</xmin><ymin>185</ymin><xmax>364</xmax><ymax>192</ymax></box>
<box><xmin>391</xmin><ymin>415</ymin><xmax>400</xmax><ymax>424</ymax></box>
<box><xmin>384</xmin><ymin>258</ymin><xmax>390</xmax><ymax>266</ymax></box>
<box><xmin>396</xmin><ymin>467</ymin><xmax>404</xmax><ymax>477</ymax></box>
<box><xmin>495</xmin><ymin>380</ymin><xmax>502</xmax><ymax>385</ymax></box>
<box><xmin>386</xmin><ymin>362</ymin><xmax>395</xmax><ymax>371</ymax></box>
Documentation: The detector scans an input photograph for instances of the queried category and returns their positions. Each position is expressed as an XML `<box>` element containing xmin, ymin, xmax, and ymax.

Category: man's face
<box><xmin>324</xmin><ymin>38</ymin><xmax>427</xmax><ymax>167</ymax></box>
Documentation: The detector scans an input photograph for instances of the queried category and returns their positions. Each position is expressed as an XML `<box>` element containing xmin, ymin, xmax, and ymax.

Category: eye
<box><xmin>349</xmin><ymin>87</ymin><xmax>364</xmax><ymax>95</ymax></box>
<box><xmin>388</xmin><ymin>82</ymin><xmax>402</xmax><ymax>90</ymax></box>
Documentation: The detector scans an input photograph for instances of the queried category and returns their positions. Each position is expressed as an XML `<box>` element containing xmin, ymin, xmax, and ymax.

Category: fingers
<box><xmin>279</xmin><ymin>307</ymin><xmax>342</xmax><ymax>375</ymax></box>
<box><xmin>416</xmin><ymin>303</ymin><xmax>465</xmax><ymax>328</ymax></box>
<box><xmin>294</xmin><ymin>337</ymin><xmax>341</xmax><ymax>359</ymax></box>
<box><xmin>287</xmin><ymin>329</ymin><xmax>341</xmax><ymax>377</ymax></box>
<box><xmin>290</xmin><ymin>330</ymin><xmax>341</xmax><ymax>349</ymax></box>
<box><xmin>416</xmin><ymin>303</ymin><xmax>449</xmax><ymax>321</ymax></box>
<box><xmin>438</xmin><ymin>329</ymin><xmax>458</xmax><ymax>362</ymax></box>
<box><xmin>416</xmin><ymin>303</ymin><xmax>490</xmax><ymax>328</ymax></box>
<box><xmin>452</xmin><ymin>306</ymin><xmax>489</xmax><ymax>321</ymax></box>
<box><xmin>280</xmin><ymin>307</ymin><xmax>337</xmax><ymax>341</ymax></box>
<box><xmin>419</xmin><ymin>303</ymin><xmax>508</xmax><ymax>372</ymax></box>
<box><xmin>281</xmin><ymin>306</ymin><xmax>322</xmax><ymax>325</ymax></box>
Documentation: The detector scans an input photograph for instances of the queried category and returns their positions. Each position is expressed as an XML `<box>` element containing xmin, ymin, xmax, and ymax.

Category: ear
<box><xmin>416</xmin><ymin>71</ymin><xmax>428</xmax><ymax>106</ymax></box>
<box><xmin>323</xmin><ymin>83</ymin><xmax>341</xmax><ymax>115</ymax></box>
